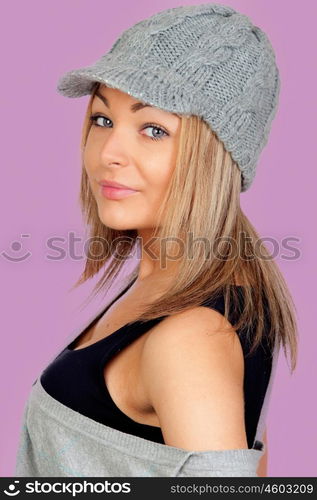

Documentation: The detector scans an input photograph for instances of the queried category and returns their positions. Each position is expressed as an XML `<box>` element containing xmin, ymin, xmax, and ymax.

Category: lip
<box><xmin>99</xmin><ymin>179</ymin><xmax>136</xmax><ymax>190</ymax></box>
<box><xmin>100</xmin><ymin>185</ymin><xmax>139</xmax><ymax>200</ymax></box>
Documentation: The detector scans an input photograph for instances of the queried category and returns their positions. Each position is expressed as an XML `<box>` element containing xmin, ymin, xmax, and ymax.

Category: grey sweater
<box><xmin>14</xmin><ymin>280</ymin><xmax>280</xmax><ymax>477</ymax></box>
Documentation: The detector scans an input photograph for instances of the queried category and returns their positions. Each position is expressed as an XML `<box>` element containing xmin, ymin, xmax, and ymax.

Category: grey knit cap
<box><xmin>56</xmin><ymin>2</ymin><xmax>281</xmax><ymax>192</ymax></box>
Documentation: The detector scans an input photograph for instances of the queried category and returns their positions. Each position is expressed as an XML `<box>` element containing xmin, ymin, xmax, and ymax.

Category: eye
<box><xmin>89</xmin><ymin>114</ymin><xmax>112</xmax><ymax>128</ymax></box>
<box><xmin>142</xmin><ymin>124</ymin><xmax>168</xmax><ymax>141</ymax></box>
<box><xmin>89</xmin><ymin>114</ymin><xmax>169</xmax><ymax>141</ymax></box>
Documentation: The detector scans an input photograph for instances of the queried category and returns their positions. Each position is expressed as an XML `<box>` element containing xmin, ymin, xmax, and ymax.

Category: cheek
<box><xmin>83</xmin><ymin>136</ymin><xmax>99</xmax><ymax>175</ymax></box>
<box><xmin>146</xmin><ymin>151</ymin><xmax>176</xmax><ymax>194</ymax></box>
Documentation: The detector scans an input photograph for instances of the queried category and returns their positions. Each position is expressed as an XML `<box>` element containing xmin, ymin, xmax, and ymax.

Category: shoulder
<box><xmin>143</xmin><ymin>305</ymin><xmax>243</xmax><ymax>363</ymax></box>
<box><xmin>140</xmin><ymin>306</ymin><xmax>247</xmax><ymax>451</ymax></box>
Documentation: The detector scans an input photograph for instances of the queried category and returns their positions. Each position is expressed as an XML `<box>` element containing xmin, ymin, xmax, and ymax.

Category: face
<box><xmin>83</xmin><ymin>84</ymin><xmax>181</xmax><ymax>233</ymax></box>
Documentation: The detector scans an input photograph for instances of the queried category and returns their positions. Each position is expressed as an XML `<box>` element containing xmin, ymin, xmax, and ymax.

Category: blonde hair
<box><xmin>72</xmin><ymin>83</ymin><xmax>298</xmax><ymax>373</ymax></box>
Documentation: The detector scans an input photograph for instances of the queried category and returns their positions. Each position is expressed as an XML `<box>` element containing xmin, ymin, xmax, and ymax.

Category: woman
<box><xmin>15</xmin><ymin>3</ymin><xmax>298</xmax><ymax>477</ymax></box>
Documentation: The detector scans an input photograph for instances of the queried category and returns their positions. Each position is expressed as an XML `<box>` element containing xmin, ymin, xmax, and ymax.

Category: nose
<box><xmin>99</xmin><ymin>129</ymin><xmax>130</xmax><ymax>168</ymax></box>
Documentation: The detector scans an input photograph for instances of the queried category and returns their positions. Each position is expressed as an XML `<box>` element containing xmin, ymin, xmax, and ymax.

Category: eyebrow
<box><xmin>95</xmin><ymin>90</ymin><xmax>153</xmax><ymax>113</ymax></box>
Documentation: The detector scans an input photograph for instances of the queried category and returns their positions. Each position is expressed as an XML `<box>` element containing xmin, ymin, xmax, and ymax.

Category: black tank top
<box><xmin>40</xmin><ymin>278</ymin><xmax>273</xmax><ymax>448</ymax></box>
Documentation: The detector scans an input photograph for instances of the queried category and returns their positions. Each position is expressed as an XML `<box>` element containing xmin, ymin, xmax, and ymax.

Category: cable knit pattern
<box><xmin>56</xmin><ymin>2</ymin><xmax>280</xmax><ymax>191</ymax></box>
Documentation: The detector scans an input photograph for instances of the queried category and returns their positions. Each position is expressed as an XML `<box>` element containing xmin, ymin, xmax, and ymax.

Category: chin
<box><xmin>105</xmin><ymin>223</ymin><xmax>135</xmax><ymax>231</ymax></box>
<box><xmin>96</xmin><ymin>212</ymin><xmax>134</xmax><ymax>232</ymax></box>
<box><xmin>99</xmin><ymin>219</ymin><xmax>132</xmax><ymax>231</ymax></box>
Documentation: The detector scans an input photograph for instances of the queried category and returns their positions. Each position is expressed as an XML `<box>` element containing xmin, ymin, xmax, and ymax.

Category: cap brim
<box><xmin>56</xmin><ymin>66</ymin><xmax>107</xmax><ymax>97</ymax></box>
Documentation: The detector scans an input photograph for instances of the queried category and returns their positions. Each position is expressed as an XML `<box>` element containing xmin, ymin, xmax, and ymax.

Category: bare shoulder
<box><xmin>140</xmin><ymin>306</ymin><xmax>248</xmax><ymax>451</ymax></box>
<box><xmin>142</xmin><ymin>306</ymin><xmax>244</xmax><ymax>379</ymax></box>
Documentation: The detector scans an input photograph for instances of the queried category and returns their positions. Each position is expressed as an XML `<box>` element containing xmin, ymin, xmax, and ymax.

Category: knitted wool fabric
<box><xmin>56</xmin><ymin>2</ymin><xmax>281</xmax><ymax>192</ymax></box>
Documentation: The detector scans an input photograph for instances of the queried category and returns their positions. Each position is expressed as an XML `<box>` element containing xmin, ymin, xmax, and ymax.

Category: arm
<box><xmin>141</xmin><ymin>306</ymin><xmax>248</xmax><ymax>451</ymax></box>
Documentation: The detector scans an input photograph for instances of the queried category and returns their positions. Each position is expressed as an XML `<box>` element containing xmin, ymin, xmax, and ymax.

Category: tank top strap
<box><xmin>33</xmin><ymin>275</ymin><xmax>139</xmax><ymax>383</ymax></box>
<box><xmin>108</xmin><ymin>284</ymin><xmax>246</xmax><ymax>354</ymax></box>
<box><xmin>97</xmin><ymin>316</ymin><xmax>168</xmax><ymax>371</ymax></box>
<box><xmin>199</xmin><ymin>285</ymin><xmax>246</xmax><ymax>327</ymax></box>
<box><xmin>199</xmin><ymin>285</ymin><xmax>277</xmax><ymax>451</ymax></box>
<box><xmin>252</xmin><ymin>336</ymin><xmax>280</xmax><ymax>448</ymax></box>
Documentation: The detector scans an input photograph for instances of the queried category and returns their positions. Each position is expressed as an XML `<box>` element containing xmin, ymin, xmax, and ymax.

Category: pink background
<box><xmin>1</xmin><ymin>0</ymin><xmax>316</xmax><ymax>477</ymax></box>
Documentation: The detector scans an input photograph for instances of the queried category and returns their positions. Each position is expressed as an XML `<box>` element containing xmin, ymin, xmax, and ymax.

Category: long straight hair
<box><xmin>71</xmin><ymin>83</ymin><xmax>298</xmax><ymax>373</ymax></box>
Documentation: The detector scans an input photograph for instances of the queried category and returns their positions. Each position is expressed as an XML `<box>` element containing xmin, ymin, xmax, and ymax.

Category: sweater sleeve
<box><xmin>171</xmin><ymin>447</ymin><xmax>264</xmax><ymax>477</ymax></box>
